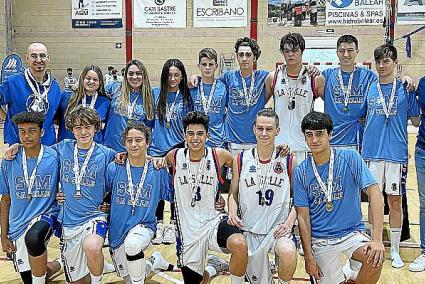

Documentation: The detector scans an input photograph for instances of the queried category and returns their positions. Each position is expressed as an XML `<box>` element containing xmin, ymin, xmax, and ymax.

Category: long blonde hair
<box><xmin>65</xmin><ymin>65</ymin><xmax>107</xmax><ymax>119</ymax></box>
<box><xmin>117</xmin><ymin>60</ymin><xmax>153</xmax><ymax>120</ymax></box>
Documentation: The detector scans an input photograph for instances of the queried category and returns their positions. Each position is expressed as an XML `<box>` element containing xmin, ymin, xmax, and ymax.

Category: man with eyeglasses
<box><xmin>0</xmin><ymin>42</ymin><xmax>62</xmax><ymax>146</ymax></box>
<box><xmin>295</xmin><ymin>111</ymin><xmax>384</xmax><ymax>284</ymax></box>
<box><xmin>266</xmin><ymin>33</ymin><xmax>319</xmax><ymax>163</ymax></box>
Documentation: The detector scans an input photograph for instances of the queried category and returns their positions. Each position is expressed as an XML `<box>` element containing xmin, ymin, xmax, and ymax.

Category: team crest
<box><xmin>301</xmin><ymin>76</ymin><xmax>307</xmax><ymax>85</ymax></box>
<box><xmin>182</xmin><ymin>163</ymin><xmax>187</xmax><ymax>170</ymax></box>
<box><xmin>249</xmin><ymin>165</ymin><xmax>256</xmax><ymax>173</ymax></box>
<box><xmin>274</xmin><ymin>162</ymin><xmax>284</xmax><ymax>174</ymax></box>
<box><xmin>281</xmin><ymin>78</ymin><xmax>286</xmax><ymax>84</ymax></box>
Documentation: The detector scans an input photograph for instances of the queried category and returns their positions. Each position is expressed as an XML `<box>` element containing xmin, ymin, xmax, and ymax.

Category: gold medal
<box><xmin>325</xmin><ymin>201</ymin><xmax>333</xmax><ymax>212</ymax></box>
<box><xmin>343</xmin><ymin>105</ymin><xmax>348</xmax><ymax>112</ymax></box>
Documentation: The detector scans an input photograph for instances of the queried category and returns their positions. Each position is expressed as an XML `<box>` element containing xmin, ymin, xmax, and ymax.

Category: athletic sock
<box><xmin>205</xmin><ymin>265</ymin><xmax>217</xmax><ymax>278</ymax></box>
<box><xmin>230</xmin><ymin>274</ymin><xmax>244</xmax><ymax>284</ymax></box>
<box><xmin>128</xmin><ymin>258</ymin><xmax>147</xmax><ymax>283</ymax></box>
<box><xmin>390</xmin><ymin>228</ymin><xmax>401</xmax><ymax>254</ymax></box>
<box><xmin>90</xmin><ymin>273</ymin><xmax>102</xmax><ymax>283</ymax></box>
<box><xmin>32</xmin><ymin>273</ymin><xmax>46</xmax><ymax>284</ymax></box>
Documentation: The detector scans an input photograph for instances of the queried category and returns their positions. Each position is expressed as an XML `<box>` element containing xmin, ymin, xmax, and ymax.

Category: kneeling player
<box><xmin>107</xmin><ymin>121</ymin><xmax>173</xmax><ymax>283</ymax></box>
<box><xmin>228</xmin><ymin>108</ymin><xmax>297</xmax><ymax>284</ymax></box>
<box><xmin>157</xmin><ymin>111</ymin><xmax>248</xmax><ymax>284</ymax></box>
<box><xmin>0</xmin><ymin>112</ymin><xmax>61</xmax><ymax>284</ymax></box>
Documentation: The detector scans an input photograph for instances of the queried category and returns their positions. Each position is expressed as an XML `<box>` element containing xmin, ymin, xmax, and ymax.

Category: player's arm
<box><xmin>228</xmin><ymin>154</ymin><xmax>243</xmax><ymax>228</ymax></box>
<box><xmin>296</xmin><ymin>207</ymin><xmax>322</xmax><ymax>280</ymax></box>
<box><xmin>265</xmin><ymin>71</ymin><xmax>275</xmax><ymax>104</ymax></box>
<box><xmin>364</xmin><ymin>183</ymin><xmax>385</xmax><ymax>267</ymax></box>
<box><xmin>314</xmin><ymin>74</ymin><xmax>325</xmax><ymax>99</ymax></box>
<box><xmin>152</xmin><ymin>149</ymin><xmax>176</xmax><ymax>169</ymax></box>
<box><xmin>0</xmin><ymin>195</ymin><xmax>16</xmax><ymax>253</ymax></box>
<box><xmin>215</xmin><ymin>148</ymin><xmax>233</xmax><ymax>168</ymax></box>
<box><xmin>402</xmin><ymin>75</ymin><xmax>416</xmax><ymax>91</ymax></box>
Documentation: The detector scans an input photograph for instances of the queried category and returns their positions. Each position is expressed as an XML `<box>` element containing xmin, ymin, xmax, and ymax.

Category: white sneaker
<box><xmin>152</xmin><ymin>223</ymin><xmax>164</xmax><ymax>245</ymax></box>
<box><xmin>391</xmin><ymin>251</ymin><xmax>405</xmax><ymax>269</ymax></box>
<box><xmin>163</xmin><ymin>224</ymin><xmax>176</xmax><ymax>245</ymax></box>
<box><xmin>207</xmin><ymin>255</ymin><xmax>229</xmax><ymax>276</ymax></box>
<box><xmin>148</xmin><ymin>251</ymin><xmax>173</xmax><ymax>271</ymax></box>
<box><xmin>103</xmin><ymin>261</ymin><xmax>116</xmax><ymax>274</ymax></box>
<box><xmin>409</xmin><ymin>254</ymin><xmax>425</xmax><ymax>272</ymax></box>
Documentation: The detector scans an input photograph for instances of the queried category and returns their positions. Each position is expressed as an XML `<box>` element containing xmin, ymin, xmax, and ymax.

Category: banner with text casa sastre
<box><xmin>134</xmin><ymin>0</ymin><xmax>186</xmax><ymax>28</ymax></box>
<box><xmin>326</xmin><ymin>0</ymin><xmax>384</xmax><ymax>26</ymax></box>
<box><xmin>71</xmin><ymin>0</ymin><xmax>123</xmax><ymax>28</ymax></box>
<box><xmin>193</xmin><ymin>0</ymin><xmax>247</xmax><ymax>27</ymax></box>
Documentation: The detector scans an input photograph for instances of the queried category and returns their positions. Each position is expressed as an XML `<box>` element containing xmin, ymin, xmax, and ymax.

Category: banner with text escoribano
<box><xmin>193</xmin><ymin>0</ymin><xmax>247</xmax><ymax>27</ymax></box>
<box><xmin>134</xmin><ymin>0</ymin><xmax>187</xmax><ymax>28</ymax></box>
<box><xmin>325</xmin><ymin>0</ymin><xmax>384</xmax><ymax>26</ymax></box>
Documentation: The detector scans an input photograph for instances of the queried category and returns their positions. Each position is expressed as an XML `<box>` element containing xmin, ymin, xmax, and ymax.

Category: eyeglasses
<box><xmin>237</xmin><ymin>52</ymin><xmax>253</xmax><ymax>58</ymax></box>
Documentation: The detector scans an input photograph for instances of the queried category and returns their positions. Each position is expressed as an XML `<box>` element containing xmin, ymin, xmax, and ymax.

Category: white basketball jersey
<box><xmin>274</xmin><ymin>66</ymin><xmax>316</xmax><ymax>151</ymax></box>
<box><xmin>238</xmin><ymin>148</ymin><xmax>292</xmax><ymax>235</ymax></box>
<box><xmin>173</xmin><ymin>147</ymin><xmax>222</xmax><ymax>246</ymax></box>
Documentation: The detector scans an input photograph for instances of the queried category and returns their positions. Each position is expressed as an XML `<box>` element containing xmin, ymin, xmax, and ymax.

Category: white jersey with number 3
<box><xmin>173</xmin><ymin>147</ymin><xmax>223</xmax><ymax>246</ymax></box>
<box><xmin>238</xmin><ymin>148</ymin><xmax>292</xmax><ymax>235</ymax></box>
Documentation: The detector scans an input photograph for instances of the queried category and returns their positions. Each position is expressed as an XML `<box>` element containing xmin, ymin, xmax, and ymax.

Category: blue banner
<box><xmin>1</xmin><ymin>54</ymin><xmax>23</xmax><ymax>83</ymax></box>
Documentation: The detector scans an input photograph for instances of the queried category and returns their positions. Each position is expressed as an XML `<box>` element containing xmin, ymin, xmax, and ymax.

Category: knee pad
<box><xmin>25</xmin><ymin>220</ymin><xmax>52</xmax><ymax>257</ymax></box>
<box><xmin>124</xmin><ymin>227</ymin><xmax>151</xmax><ymax>260</ymax></box>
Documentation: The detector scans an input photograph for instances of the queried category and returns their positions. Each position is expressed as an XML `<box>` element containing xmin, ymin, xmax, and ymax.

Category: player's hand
<box><xmin>56</xmin><ymin>191</ymin><xmax>66</xmax><ymax>204</ymax></box>
<box><xmin>307</xmin><ymin>65</ymin><xmax>321</xmax><ymax>77</ymax></box>
<box><xmin>1</xmin><ymin>235</ymin><xmax>16</xmax><ymax>253</ymax></box>
<box><xmin>153</xmin><ymin>157</ymin><xmax>167</xmax><ymax>169</ymax></box>
<box><xmin>98</xmin><ymin>202</ymin><xmax>110</xmax><ymax>213</ymax></box>
<box><xmin>188</xmin><ymin>74</ymin><xmax>199</xmax><ymax>88</ymax></box>
<box><xmin>305</xmin><ymin>257</ymin><xmax>323</xmax><ymax>282</ymax></box>
<box><xmin>114</xmin><ymin>152</ymin><xmax>127</xmax><ymax>165</ymax></box>
<box><xmin>273</xmin><ymin>222</ymin><xmax>292</xmax><ymax>239</ymax></box>
<box><xmin>4</xmin><ymin>143</ymin><xmax>20</xmax><ymax>160</ymax></box>
<box><xmin>363</xmin><ymin>240</ymin><xmax>385</xmax><ymax>267</ymax></box>
<box><xmin>402</xmin><ymin>75</ymin><xmax>416</xmax><ymax>91</ymax></box>
<box><xmin>227</xmin><ymin>212</ymin><xmax>244</xmax><ymax>228</ymax></box>
<box><xmin>214</xmin><ymin>195</ymin><xmax>225</xmax><ymax>212</ymax></box>
<box><xmin>276</xmin><ymin>144</ymin><xmax>290</xmax><ymax>157</ymax></box>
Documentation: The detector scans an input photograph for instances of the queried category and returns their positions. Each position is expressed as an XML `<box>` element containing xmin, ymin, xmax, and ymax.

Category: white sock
<box><xmin>127</xmin><ymin>258</ymin><xmax>147</xmax><ymax>283</ymax></box>
<box><xmin>390</xmin><ymin>228</ymin><xmax>401</xmax><ymax>254</ymax></box>
<box><xmin>146</xmin><ymin>260</ymin><xmax>153</xmax><ymax>274</ymax></box>
<box><xmin>205</xmin><ymin>265</ymin><xmax>217</xmax><ymax>277</ymax></box>
<box><xmin>230</xmin><ymin>274</ymin><xmax>244</xmax><ymax>284</ymax></box>
<box><xmin>90</xmin><ymin>273</ymin><xmax>102</xmax><ymax>284</ymax></box>
<box><xmin>32</xmin><ymin>273</ymin><xmax>46</xmax><ymax>284</ymax></box>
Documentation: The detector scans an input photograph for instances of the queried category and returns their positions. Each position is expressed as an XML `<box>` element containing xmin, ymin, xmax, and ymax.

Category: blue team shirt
<box><xmin>57</xmin><ymin>91</ymin><xmax>110</xmax><ymax>143</ymax></box>
<box><xmin>0</xmin><ymin>73</ymin><xmax>62</xmax><ymax>145</ymax></box>
<box><xmin>55</xmin><ymin>140</ymin><xmax>116</xmax><ymax>227</ymax></box>
<box><xmin>104</xmin><ymin>91</ymin><xmax>150</xmax><ymax>152</ymax></box>
<box><xmin>0</xmin><ymin>146</ymin><xmax>60</xmax><ymax>240</ymax></box>
<box><xmin>105</xmin><ymin>80</ymin><xmax>122</xmax><ymax>99</ymax></box>
<box><xmin>294</xmin><ymin>149</ymin><xmax>376</xmax><ymax>238</ymax></box>
<box><xmin>221</xmin><ymin>70</ymin><xmax>269</xmax><ymax>144</ymax></box>
<box><xmin>322</xmin><ymin>67</ymin><xmax>377</xmax><ymax>147</ymax></box>
<box><xmin>362</xmin><ymin>80</ymin><xmax>420</xmax><ymax>163</ymax></box>
<box><xmin>107</xmin><ymin>162</ymin><xmax>173</xmax><ymax>249</ymax></box>
<box><xmin>417</xmin><ymin>77</ymin><xmax>425</xmax><ymax>146</ymax></box>
<box><xmin>148</xmin><ymin>87</ymin><xmax>192</xmax><ymax>157</ymax></box>
<box><xmin>190</xmin><ymin>80</ymin><xmax>228</xmax><ymax>148</ymax></box>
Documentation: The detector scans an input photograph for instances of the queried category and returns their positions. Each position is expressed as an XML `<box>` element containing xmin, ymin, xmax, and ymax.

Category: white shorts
<box><xmin>60</xmin><ymin>217</ymin><xmax>108</xmax><ymax>282</ymax></box>
<box><xmin>227</xmin><ymin>143</ymin><xmax>255</xmax><ymax>179</ymax></box>
<box><xmin>12</xmin><ymin>214</ymin><xmax>56</xmax><ymax>272</ymax></box>
<box><xmin>312</xmin><ymin>231</ymin><xmax>370</xmax><ymax>284</ymax></box>
<box><xmin>110</xmin><ymin>225</ymin><xmax>154</xmax><ymax>278</ymax></box>
<box><xmin>367</xmin><ymin>160</ymin><xmax>403</xmax><ymax>195</ymax></box>
<box><xmin>244</xmin><ymin>230</ymin><xmax>296</xmax><ymax>284</ymax></box>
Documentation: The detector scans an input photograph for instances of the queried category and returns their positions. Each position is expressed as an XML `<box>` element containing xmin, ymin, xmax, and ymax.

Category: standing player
<box><xmin>228</xmin><ymin>108</ymin><xmax>298</xmax><ymax>284</ymax></box>
<box><xmin>362</xmin><ymin>44</ymin><xmax>420</xmax><ymax>269</ymax></box>
<box><xmin>190</xmin><ymin>48</ymin><xmax>227</xmax><ymax>148</ymax></box>
<box><xmin>295</xmin><ymin>112</ymin><xmax>385</xmax><ymax>284</ymax></box>
<box><xmin>57</xmin><ymin>106</ymin><xmax>116</xmax><ymax>283</ymax></box>
<box><xmin>157</xmin><ymin>111</ymin><xmax>248</xmax><ymax>284</ymax></box>
<box><xmin>0</xmin><ymin>112</ymin><xmax>61</xmax><ymax>284</ymax></box>
<box><xmin>0</xmin><ymin>42</ymin><xmax>62</xmax><ymax>145</ymax></box>
<box><xmin>409</xmin><ymin>75</ymin><xmax>425</xmax><ymax>272</ymax></box>
<box><xmin>107</xmin><ymin>121</ymin><xmax>173</xmax><ymax>283</ymax></box>
<box><xmin>267</xmin><ymin>33</ymin><xmax>318</xmax><ymax>163</ymax></box>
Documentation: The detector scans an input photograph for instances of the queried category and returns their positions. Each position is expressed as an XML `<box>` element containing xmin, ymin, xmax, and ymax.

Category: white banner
<box><xmin>71</xmin><ymin>0</ymin><xmax>123</xmax><ymax>28</ymax></box>
<box><xmin>325</xmin><ymin>0</ymin><xmax>384</xmax><ymax>26</ymax></box>
<box><xmin>397</xmin><ymin>0</ymin><xmax>425</xmax><ymax>24</ymax></box>
<box><xmin>134</xmin><ymin>0</ymin><xmax>186</xmax><ymax>28</ymax></box>
<box><xmin>193</xmin><ymin>0</ymin><xmax>247</xmax><ymax>27</ymax></box>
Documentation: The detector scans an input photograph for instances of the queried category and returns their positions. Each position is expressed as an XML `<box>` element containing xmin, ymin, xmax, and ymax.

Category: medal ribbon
<box><xmin>377</xmin><ymin>77</ymin><xmax>397</xmax><ymax>121</ymax></box>
<box><xmin>165</xmin><ymin>90</ymin><xmax>180</xmax><ymax>125</ymax></box>
<box><xmin>199</xmin><ymin>79</ymin><xmax>217</xmax><ymax>114</ymax></box>
<box><xmin>126</xmin><ymin>159</ymin><xmax>149</xmax><ymax>213</ymax></box>
<box><xmin>24</xmin><ymin>68</ymin><xmax>51</xmax><ymax>108</ymax></box>
<box><xmin>338</xmin><ymin>67</ymin><xmax>356</xmax><ymax>109</ymax></box>
<box><xmin>240</xmin><ymin>71</ymin><xmax>255</xmax><ymax>108</ymax></box>
<box><xmin>82</xmin><ymin>92</ymin><xmax>98</xmax><ymax>109</ymax></box>
<box><xmin>73</xmin><ymin>142</ymin><xmax>96</xmax><ymax>196</ymax></box>
<box><xmin>127</xmin><ymin>92</ymin><xmax>140</xmax><ymax>119</ymax></box>
<box><xmin>255</xmin><ymin>147</ymin><xmax>277</xmax><ymax>199</ymax></box>
<box><xmin>282</xmin><ymin>65</ymin><xmax>306</xmax><ymax>106</ymax></box>
<box><xmin>185</xmin><ymin>148</ymin><xmax>208</xmax><ymax>205</ymax></box>
<box><xmin>311</xmin><ymin>147</ymin><xmax>334</xmax><ymax>205</ymax></box>
<box><xmin>22</xmin><ymin>145</ymin><xmax>44</xmax><ymax>198</ymax></box>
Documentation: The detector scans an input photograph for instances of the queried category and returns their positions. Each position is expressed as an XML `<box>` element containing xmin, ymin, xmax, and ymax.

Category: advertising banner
<box><xmin>193</xmin><ymin>0</ymin><xmax>247</xmax><ymax>27</ymax></box>
<box><xmin>325</xmin><ymin>0</ymin><xmax>384</xmax><ymax>26</ymax></box>
<box><xmin>71</xmin><ymin>0</ymin><xmax>123</xmax><ymax>28</ymax></box>
<box><xmin>134</xmin><ymin>0</ymin><xmax>187</xmax><ymax>28</ymax></box>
